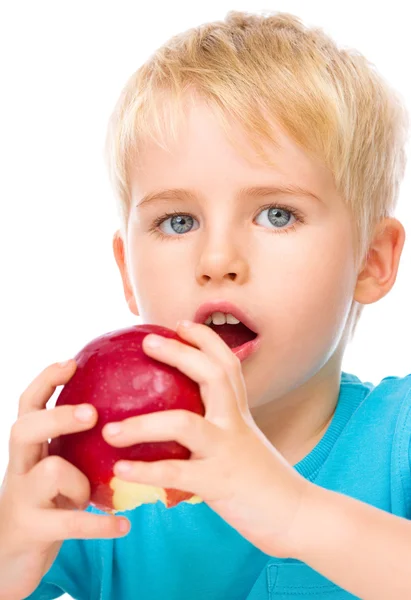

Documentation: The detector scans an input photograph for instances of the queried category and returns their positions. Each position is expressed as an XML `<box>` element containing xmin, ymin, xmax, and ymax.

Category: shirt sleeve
<box><xmin>22</xmin><ymin>515</ymin><xmax>98</xmax><ymax>600</ymax></box>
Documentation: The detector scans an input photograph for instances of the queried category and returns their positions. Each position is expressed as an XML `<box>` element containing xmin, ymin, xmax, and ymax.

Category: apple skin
<box><xmin>48</xmin><ymin>324</ymin><xmax>205</xmax><ymax>513</ymax></box>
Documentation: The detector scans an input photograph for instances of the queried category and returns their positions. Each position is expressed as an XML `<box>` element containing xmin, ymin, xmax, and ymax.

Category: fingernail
<box><xmin>178</xmin><ymin>320</ymin><xmax>193</xmax><ymax>328</ymax></box>
<box><xmin>59</xmin><ymin>359</ymin><xmax>72</xmax><ymax>368</ymax></box>
<box><xmin>74</xmin><ymin>404</ymin><xmax>95</xmax><ymax>422</ymax></box>
<box><xmin>144</xmin><ymin>335</ymin><xmax>162</xmax><ymax>348</ymax></box>
<box><xmin>119</xmin><ymin>518</ymin><xmax>130</xmax><ymax>533</ymax></box>
<box><xmin>115</xmin><ymin>461</ymin><xmax>132</xmax><ymax>473</ymax></box>
<box><xmin>105</xmin><ymin>422</ymin><xmax>122</xmax><ymax>436</ymax></box>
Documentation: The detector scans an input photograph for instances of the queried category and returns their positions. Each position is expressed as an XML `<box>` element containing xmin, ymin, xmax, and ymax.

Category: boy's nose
<box><xmin>195</xmin><ymin>253</ymin><xmax>249</xmax><ymax>285</ymax></box>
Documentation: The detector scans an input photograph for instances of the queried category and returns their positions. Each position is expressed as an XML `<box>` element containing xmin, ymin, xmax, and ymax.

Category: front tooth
<box><xmin>211</xmin><ymin>311</ymin><xmax>226</xmax><ymax>325</ymax></box>
<box><xmin>226</xmin><ymin>313</ymin><xmax>240</xmax><ymax>325</ymax></box>
<box><xmin>205</xmin><ymin>312</ymin><xmax>241</xmax><ymax>325</ymax></box>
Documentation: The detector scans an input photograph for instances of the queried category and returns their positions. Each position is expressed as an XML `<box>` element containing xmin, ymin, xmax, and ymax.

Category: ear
<box><xmin>354</xmin><ymin>217</ymin><xmax>406</xmax><ymax>305</ymax></box>
<box><xmin>112</xmin><ymin>230</ymin><xmax>139</xmax><ymax>316</ymax></box>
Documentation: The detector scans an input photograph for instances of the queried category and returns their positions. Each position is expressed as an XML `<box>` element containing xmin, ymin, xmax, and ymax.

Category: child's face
<box><xmin>118</xmin><ymin>99</ymin><xmax>358</xmax><ymax>412</ymax></box>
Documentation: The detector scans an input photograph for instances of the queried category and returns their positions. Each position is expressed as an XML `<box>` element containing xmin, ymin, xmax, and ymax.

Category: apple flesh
<box><xmin>48</xmin><ymin>324</ymin><xmax>205</xmax><ymax>513</ymax></box>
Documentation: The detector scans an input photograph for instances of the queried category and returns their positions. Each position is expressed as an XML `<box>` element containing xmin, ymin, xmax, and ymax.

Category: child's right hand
<box><xmin>0</xmin><ymin>360</ymin><xmax>129</xmax><ymax>600</ymax></box>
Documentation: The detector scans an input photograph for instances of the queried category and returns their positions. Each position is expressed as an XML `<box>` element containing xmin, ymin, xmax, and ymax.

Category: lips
<box><xmin>193</xmin><ymin>300</ymin><xmax>261</xmax><ymax>362</ymax></box>
<box><xmin>193</xmin><ymin>301</ymin><xmax>259</xmax><ymax>335</ymax></box>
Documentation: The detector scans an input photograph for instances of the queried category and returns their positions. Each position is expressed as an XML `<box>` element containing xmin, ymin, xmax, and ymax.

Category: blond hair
<box><xmin>104</xmin><ymin>10</ymin><xmax>409</xmax><ymax>336</ymax></box>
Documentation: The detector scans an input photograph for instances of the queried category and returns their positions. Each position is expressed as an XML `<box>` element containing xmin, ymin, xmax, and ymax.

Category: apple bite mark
<box><xmin>109</xmin><ymin>478</ymin><xmax>202</xmax><ymax>512</ymax></box>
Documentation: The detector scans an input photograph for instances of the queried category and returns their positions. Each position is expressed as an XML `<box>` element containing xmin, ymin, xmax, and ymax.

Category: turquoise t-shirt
<box><xmin>25</xmin><ymin>371</ymin><xmax>411</xmax><ymax>600</ymax></box>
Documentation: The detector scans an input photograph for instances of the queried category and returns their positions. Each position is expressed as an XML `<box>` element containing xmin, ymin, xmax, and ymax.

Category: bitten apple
<box><xmin>48</xmin><ymin>324</ymin><xmax>205</xmax><ymax>513</ymax></box>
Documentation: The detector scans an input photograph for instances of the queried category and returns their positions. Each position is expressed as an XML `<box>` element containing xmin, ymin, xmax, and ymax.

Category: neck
<box><xmin>250</xmin><ymin>363</ymin><xmax>342</xmax><ymax>467</ymax></box>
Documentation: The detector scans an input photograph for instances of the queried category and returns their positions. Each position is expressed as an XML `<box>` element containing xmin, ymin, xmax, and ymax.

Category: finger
<box><xmin>31</xmin><ymin>508</ymin><xmax>130</xmax><ymax>542</ymax></box>
<box><xmin>113</xmin><ymin>456</ymin><xmax>207</xmax><ymax>500</ymax></box>
<box><xmin>28</xmin><ymin>454</ymin><xmax>92</xmax><ymax>510</ymax></box>
<box><xmin>8</xmin><ymin>403</ymin><xmax>97</xmax><ymax>476</ymax></box>
<box><xmin>176</xmin><ymin>321</ymin><xmax>249</xmax><ymax>415</ymax></box>
<box><xmin>177</xmin><ymin>321</ymin><xmax>242</xmax><ymax>376</ymax></box>
<box><xmin>142</xmin><ymin>334</ymin><xmax>239</xmax><ymax>425</ymax></box>
<box><xmin>18</xmin><ymin>360</ymin><xmax>77</xmax><ymax>418</ymax></box>
<box><xmin>102</xmin><ymin>409</ymin><xmax>221</xmax><ymax>458</ymax></box>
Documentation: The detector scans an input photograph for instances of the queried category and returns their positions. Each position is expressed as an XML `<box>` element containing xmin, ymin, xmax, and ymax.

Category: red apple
<box><xmin>48</xmin><ymin>324</ymin><xmax>205</xmax><ymax>513</ymax></box>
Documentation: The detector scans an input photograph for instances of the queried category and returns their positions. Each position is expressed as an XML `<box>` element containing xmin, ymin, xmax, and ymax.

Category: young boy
<box><xmin>1</xmin><ymin>9</ymin><xmax>410</xmax><ymax>600</ymax></box>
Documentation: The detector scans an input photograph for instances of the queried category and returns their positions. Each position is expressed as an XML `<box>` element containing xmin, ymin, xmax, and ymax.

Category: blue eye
<box><xmin>149</xmin><ymin>204</ymin><xmax>304</xmax><ymax>239</ymax></box>
<box><xmin>255</xmin><ymin>206</ymin><xmax>296</xmax><ymax>230</ymax></box>
<box><xmin>157</xmin><ymin>213</ymin><xmax>198</xmax><ymax>235</ymax></box>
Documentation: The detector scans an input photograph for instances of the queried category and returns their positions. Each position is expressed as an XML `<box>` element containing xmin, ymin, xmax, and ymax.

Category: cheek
<box><xmin>283</xmin><ymin>235</ymin><xmax>356</xmax><ymax>343</ymax></box>
<box><xmin>128</xmin><ymin>236</ymin><xmax>194</xmax><ymax>324</ymax></box>
<box><xmin>277</xmin><ymin>217</ymin><xmax>355</xmax><ymax>310</ymax></box>
<box><xmin>129</xmin><ymin>232</ymin><xmax>180</xmax><ymax>285</ymax></box>
<box><xmin>249</xmin><ymin>230</ymin><xmax>356</xmax><ymax>392</ymax></box>
<box><xmin>246</xmin><ymin>286</ymin><xmax>354</xmax><ymax>410</ymax></box>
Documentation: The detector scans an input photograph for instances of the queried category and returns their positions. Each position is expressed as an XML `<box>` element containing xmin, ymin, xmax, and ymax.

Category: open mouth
<box><xmin>194</xmin><ymin>303</ymin><xmax>261</xmax><ymax>362</ymax></box>
<box><xmin>207</xmin><ymin>322</ymin><xmax>258</xmax><ymax>350</ymax></box>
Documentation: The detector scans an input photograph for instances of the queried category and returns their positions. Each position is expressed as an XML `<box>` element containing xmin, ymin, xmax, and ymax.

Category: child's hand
<box><xmin>0</xmin><ymin>360</ymin><xmax>129</xmax><ymax>600</ymax></box>
<box><xmin>102</xmin><ymin>321</ymin><xmax>311</xmax><ymax>559</ymax></box>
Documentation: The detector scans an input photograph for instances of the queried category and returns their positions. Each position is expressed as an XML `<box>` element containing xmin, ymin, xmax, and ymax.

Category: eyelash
<box><xmin>148</xmin><ymin>203</ymin><xmax>306</xmax><ymax>241</ymax></box>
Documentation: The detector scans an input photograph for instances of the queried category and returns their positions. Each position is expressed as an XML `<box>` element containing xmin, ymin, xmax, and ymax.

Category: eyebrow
<box><xmin>136</xmin><ymin>184</ymin><xmax>323</xmax><ymax>209</ymax></box>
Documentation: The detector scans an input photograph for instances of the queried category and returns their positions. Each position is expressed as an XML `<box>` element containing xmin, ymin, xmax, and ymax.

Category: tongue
<box><xmin>209</xmin><ymin>323</ymin><xmax>257</xmax><ymax>349</ymax></box>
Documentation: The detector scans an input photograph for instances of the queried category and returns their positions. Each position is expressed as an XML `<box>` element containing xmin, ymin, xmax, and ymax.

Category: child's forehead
<box><xmin>130</xmin><ymin>100</ymin><xmax>336</xmax><ymax>200</ymax></box>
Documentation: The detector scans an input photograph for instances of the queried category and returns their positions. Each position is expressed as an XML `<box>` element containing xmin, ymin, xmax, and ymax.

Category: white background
<box><xmin>0</xmin><ymin>1</ymin><xmax>410</xmax><ymax>598</ymax></box>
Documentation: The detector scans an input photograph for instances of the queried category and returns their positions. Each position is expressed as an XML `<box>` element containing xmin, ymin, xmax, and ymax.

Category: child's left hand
<box><xmin>103</xmin><ymin>320</ymin><xmax>311</xmax><ymax>559</ymax></box>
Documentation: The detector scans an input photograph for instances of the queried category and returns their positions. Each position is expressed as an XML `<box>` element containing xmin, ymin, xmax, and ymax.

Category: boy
<box><xmin>1</xmin><ymin>9</ymin><xmax>410</xmax><ymax>600</ymax></box>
